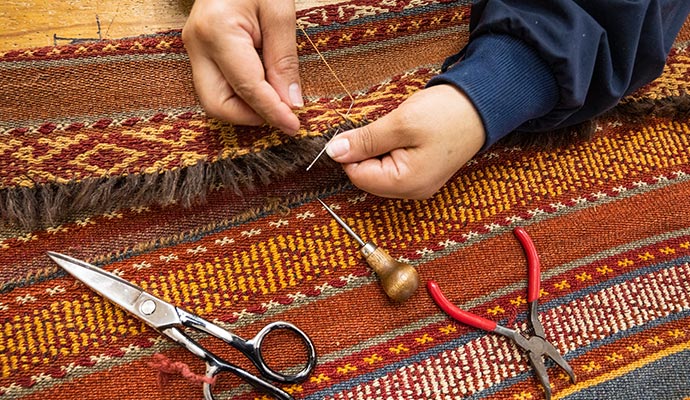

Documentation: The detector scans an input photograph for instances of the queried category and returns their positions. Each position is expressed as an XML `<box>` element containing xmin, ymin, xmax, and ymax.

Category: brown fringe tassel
<box><xmin>3</xmin><ymin>92</ymin><xmax>686</xmax><ymax>231</ymax></box>
<box><xmin>0</xmin><ymin>120</ymin><xmax>363</xmax><ymax>230</ymax></box>
<box><xmin>499</xmin><ymin>93</ymin><xmax>690</xmax><ymax>150</ymax></box>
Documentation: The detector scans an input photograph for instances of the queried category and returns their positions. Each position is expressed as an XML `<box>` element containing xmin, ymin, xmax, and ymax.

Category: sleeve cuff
<box><xmin>427</xmin><ymin>34</ymin><xmax>559</xmax><ymax>151</ymax></box>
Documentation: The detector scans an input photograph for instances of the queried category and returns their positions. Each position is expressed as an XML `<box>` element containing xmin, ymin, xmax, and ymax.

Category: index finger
<box><xmin>215</xmin><ymin>36</ymin><xmax>300</xmax><ymax>134</ymax></box>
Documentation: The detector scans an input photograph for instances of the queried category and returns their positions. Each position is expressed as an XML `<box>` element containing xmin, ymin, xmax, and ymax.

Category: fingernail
<box><xmin>289</xmin><ymin>83</ymin><xmax>304</xmax><ymax>107</ymax></box>
<box><xmin>326</xmin><ymin>137</ymin><xmax>350</xmax><ymax>159</ymax></box>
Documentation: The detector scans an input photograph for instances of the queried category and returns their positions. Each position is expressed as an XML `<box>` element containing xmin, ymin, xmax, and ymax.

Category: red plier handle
<box><xmin>428</xmin><ymin>227</ymin><xmax>576</xmax><ymax>399</ymax></box>
<box><xmin>427</xmin><ymin>227</ymin><xmax>542</xmax><ymax>330</ymax></box>
<box><xmin>513</xmin><ymin>226</ymin><xmax>540</xmax><ymax>302</ymax></box>
<box><xmin>427</xmin><ymin>280</ymin><xmax>498</xmax><ymax>332</ymax></box>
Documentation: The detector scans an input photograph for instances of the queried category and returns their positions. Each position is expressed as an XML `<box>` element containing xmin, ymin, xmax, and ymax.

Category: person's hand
<box><xmin>325</xmin><ymin>84</ymin><xmax>486</xmax><ymax>199</ymax></box>
<box><xmin>182</xmin><ymin>0</ymin><xmax>302</xmax><ymax>135</ymax></box>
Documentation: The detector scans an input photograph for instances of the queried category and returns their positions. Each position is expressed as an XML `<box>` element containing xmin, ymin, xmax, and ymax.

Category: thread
<box><xmin>148</xmin><ymin>353</ymin><xmax>217</xmax><ymax>387</ymax></box>
<box><xmin>298</xmin><ymin>26</ymin><xmax>357</xmax><ymax>171</ymax></box>
<box><xmin>298</xmin><ymin>26</ymin><xmax>354</xmax><ymax>118</ymax></box>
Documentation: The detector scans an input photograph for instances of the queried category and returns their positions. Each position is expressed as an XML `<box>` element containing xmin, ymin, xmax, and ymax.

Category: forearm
<box><xmin>429</xmin><ymin>0</ymin><xmax>690</xmax><ymax>150</ymax></box>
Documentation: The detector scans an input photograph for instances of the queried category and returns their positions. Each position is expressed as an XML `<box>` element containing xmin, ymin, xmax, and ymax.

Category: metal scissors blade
<box><xmin>47</xmin><ymin>251</ymin><xmax>181</xmax><ymax>328</ymax></box>
<box><xmin>48</xmin><ymin>251</ymin><xmax>317</xmax><ymax>400</ymax></box>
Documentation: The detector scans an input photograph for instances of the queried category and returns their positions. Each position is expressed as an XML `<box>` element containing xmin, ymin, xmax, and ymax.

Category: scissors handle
<box><xmin>176</xmin><ymin>309</ymin><xmax>317</xmax><ymax>395</ymax></box>
<box><xmin>164</xmin><ymin>325</ymin><xmax>297</xmax><ymax>400</ymax></box>
<box><xmin>203</xmin><ymin>359</ymin><xmax>294</xmax><ymax>400</ymax></box>
<box><xmin>236</xmin><ymin>320</ymin><xmax>318</xmax><ymax>383</ymax></box>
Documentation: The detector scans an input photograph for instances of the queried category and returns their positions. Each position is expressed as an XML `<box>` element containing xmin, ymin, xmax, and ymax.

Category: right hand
<box><xmin>325</xmin><ymin>84</ymin><xmax>486</xmax><ymax>199</ymax></box>
<box><xmin>182</xmin><ymin>0</ymin><xmax>302</xmax><ymax>135</ymax></box>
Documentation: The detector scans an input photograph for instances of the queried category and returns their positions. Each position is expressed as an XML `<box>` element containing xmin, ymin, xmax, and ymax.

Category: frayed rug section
<box><xmin>1</xmin><ymin>0</ymin><xmax>475</xmax><ymax>229</ymax></box>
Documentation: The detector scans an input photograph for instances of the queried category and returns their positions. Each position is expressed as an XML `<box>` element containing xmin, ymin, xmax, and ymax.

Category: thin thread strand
<box><xmin>299</xmin><ymin>26</ymin><xmax>356</xmax><ymax>171</ymax></box>
<box><xmin>298</xmin><ymin>26</ymin><xmax>355</xmax><ymax>118</ymax></box>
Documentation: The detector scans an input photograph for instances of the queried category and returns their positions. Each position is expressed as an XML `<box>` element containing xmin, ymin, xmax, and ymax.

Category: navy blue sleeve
<box><xmin>428</xmin><ymin>0</ymin><xmax>690</xmax><ymax>150</ymax></box>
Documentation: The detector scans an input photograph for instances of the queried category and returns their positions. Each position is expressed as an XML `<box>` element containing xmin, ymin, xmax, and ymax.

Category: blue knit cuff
<box><xmin>427</xmin><ymin>34</ymin><xmax>559</xmax><ymax>151</ymax></box>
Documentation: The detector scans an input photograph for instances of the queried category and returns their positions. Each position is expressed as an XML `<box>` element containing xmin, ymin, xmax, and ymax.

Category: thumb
<box><xmin>325</xmin><ymin>114</ymin><xmax>410</xmax><ymax>163</ymax></box>
<box><xmin>260</xmin><ymin>2</ymin><xmax>303</xmax><ymax>108</ymax></box>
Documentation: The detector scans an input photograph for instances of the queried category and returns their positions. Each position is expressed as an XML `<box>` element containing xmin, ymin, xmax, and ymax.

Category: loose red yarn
<box><xmin>148</xmin><ymin>353</ymin><xmax>217</xmax><ymax>387</ymax></box>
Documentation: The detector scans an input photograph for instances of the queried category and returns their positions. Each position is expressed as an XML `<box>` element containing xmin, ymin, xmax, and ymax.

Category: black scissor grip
<box><xmin>203</xmin><ymin>356</ymin><xmax>295</xmax><ymax>400</ymax></box>
<box><xmin>176</xmin><ymin>309</ymin><xmax>318</xmax><ymax>400</ymax></box>
<box><xmin>248</xmin><ymin>321</ymin><xmax>318</xmax><ymax>383</ymax></box>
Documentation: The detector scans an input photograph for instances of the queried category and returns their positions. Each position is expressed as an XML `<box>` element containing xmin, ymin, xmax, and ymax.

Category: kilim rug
<box><xmin>2</xmin><ymin>1</ymin><xmax>690</xmax><ymax>399</ymax></box>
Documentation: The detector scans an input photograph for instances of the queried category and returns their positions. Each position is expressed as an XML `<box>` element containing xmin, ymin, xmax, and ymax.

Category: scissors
<box><xmin>427</xmin><ymin>227</ymin><xmax>576</xmax><ymax>400</ymax></box>
<box><xmin>47</xmin><ymin>251</ymin><xmax>317</xmax><ymax>400</ymax></box>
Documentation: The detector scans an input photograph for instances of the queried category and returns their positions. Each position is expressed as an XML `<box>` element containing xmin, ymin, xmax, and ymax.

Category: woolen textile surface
<box><xmin>1</xmin><ymin>1</ymin><xmax>690</xmax><ymax>399</ymax></box>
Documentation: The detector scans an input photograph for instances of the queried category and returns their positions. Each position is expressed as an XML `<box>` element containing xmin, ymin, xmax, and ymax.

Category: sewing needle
<box><xmin>299</xmin><ymin>26</ymin><xmax>355</xmax><ymax>171</ymax></box>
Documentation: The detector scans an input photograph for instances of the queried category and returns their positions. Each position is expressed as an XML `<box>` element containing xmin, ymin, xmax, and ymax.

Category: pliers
<box><xmin>427</xmin><ymin>227</ymin><xmax>576</xmax><ymax>399</ymax></box>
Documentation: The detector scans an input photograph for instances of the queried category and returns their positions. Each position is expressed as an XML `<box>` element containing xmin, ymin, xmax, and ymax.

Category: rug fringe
<box><xmin>4</xmin><ymin>91</ymin><xmax>685</xmax><ymax>232</ymax></box>
<box><xmin>498</xmin><ymin>93</ymin><xmax>690</xmax><ymax>150</ymax></box>
<box><xmin>0</xmin><ymin>129</ymin><xmax>346</xmax><ymax>231</ymax></box>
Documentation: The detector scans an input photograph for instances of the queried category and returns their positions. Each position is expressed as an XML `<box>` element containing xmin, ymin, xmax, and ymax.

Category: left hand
<box><xmin>325</xmin><ymin>84</ymin><xmax>486</xmax><ymax>199</ymax></box>
<box><xmin>182</xmin><ymin>0</ymin><xmax>302</xmax><ymax>135</ymax></box>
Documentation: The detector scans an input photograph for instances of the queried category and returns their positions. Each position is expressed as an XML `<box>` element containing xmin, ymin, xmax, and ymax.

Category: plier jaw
<box><xmin>504</xmin><ymin>323</ymin><xmax>577</xmax><ymax>400</ymax></box>
<box><xmin>427</xmin><ymin>227</ymin><xmax>576</xmax><ymax>399</ymax></box>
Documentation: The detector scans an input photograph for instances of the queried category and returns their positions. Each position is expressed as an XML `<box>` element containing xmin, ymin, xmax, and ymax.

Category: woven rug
<box><xmin>0</xmin><ymin>0</ymin><xmax>471</xmax><ymax>229</ymax></box>
<box><xmin>2</xmin><ymin>1</ymin><xmax>690</xmax><ymax>399</ymax></box>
